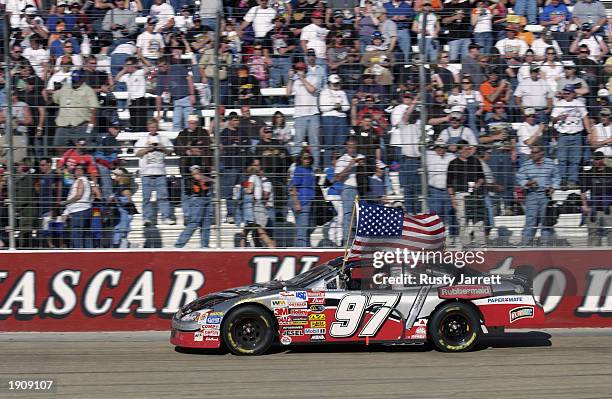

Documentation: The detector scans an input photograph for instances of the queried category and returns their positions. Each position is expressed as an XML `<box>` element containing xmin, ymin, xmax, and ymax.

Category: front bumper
<box><xmin>170</xmin><ymin>328</ymin><xmax>222</xmax><ymax>349</ymax></box>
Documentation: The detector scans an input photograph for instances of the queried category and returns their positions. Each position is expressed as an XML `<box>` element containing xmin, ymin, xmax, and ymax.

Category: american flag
<box><xmin>346</xmin><ymin>202</ymin><xmax>446</xmax><ymax>260</ymax></box>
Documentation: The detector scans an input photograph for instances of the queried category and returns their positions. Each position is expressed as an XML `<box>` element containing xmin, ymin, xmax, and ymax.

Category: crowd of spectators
<box><xmin>1</xmin><ymin>0</ymin><xmax>612</xmax><ymax>249</ymax></box>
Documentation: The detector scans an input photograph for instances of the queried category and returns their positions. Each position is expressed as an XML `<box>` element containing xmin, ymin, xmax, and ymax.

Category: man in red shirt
<box><xmin>57</xmin><ymin>138</ymin><xmax>101</xmax><ymax>199</ymax></box>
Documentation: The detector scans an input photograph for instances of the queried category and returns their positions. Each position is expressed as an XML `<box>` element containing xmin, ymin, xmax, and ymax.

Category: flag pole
<box><xmin>342</xmin><ymin>196</ymin><xmax>359</xmax><ymax>269</ymax></box>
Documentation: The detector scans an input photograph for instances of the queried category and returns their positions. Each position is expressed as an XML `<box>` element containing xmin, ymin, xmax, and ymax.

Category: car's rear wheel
<box><xmin>223</xmin><ymin>305</ymin><xmax>274</xmax><ymax>356</ymax></box>
<box><xmin>429</xmin><ymin>302</ymin><xmax>480</xmax><ymax>352</ymax></box>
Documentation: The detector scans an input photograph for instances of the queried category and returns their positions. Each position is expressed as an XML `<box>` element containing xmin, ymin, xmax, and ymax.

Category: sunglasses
<box><xmin>531</xmin><ymin>150</ymin><xmax>542</xmax><ymax>154</ymax></box>
<box><xmin>546</xmin><ymin>52</ymin><xmax>555</xmax><ymax>55</ymax></box>
<box><xmin>450</xmin><ymin>118</ymin><xmax>461</xmax><ymax>121</ymax></box>
<box><xmin>462</xmin><ymin>81</ymin><xmax>471</xmax><ymax>84</ymax></box>
<box><xmin>580</xmin><ymin>51</ymin><xmax>589</xmax><ymax>54</ymax></box>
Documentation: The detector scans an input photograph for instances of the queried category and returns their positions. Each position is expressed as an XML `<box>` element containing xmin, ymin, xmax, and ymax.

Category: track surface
<box><xmin>0</xmin><ymin>329</ymin><xmax>611</xmax><ymax>399</ymax></box>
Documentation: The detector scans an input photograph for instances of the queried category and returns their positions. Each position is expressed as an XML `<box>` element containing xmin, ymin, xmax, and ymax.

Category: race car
<box><xmin>171</xmin><ymin>257</ymin><xmax>545</xmax><ymax>355</ymax></box>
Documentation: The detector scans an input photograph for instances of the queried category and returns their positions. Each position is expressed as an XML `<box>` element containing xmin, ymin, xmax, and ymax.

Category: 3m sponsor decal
<box><xmin>194</xmin><ymin>332</ymin><xmax>204</xmax><ymax>342</ymax></box>
<box><xmin>487</xmin><ymin>296</ymin><xmax>523</xmax><ymax>304</ymax></box>
<box><xmin>284</xmin><ymin>329</ymin><xmax>304</xmax><ymax>337</ymax></box>
<box><xmin>310</xmin><ymin>321</ymin><xmax>326</xmax><ymax>328</ymax></box>
<box><xmin>304</xmin><ymin>328</ymin><xmax>326</xmax><ymax>335</ymax></box>
<box><xmin>206</xmin><ymin>315</ymin><xmax>222</xmax><ymax>324</ymax></box>
<box><xmin>288</xmin><ymin>301</ymin><xmax>307</xmax><ymax>309</ymax></box>
<box><xmin>309</xmin><ymin>297</ymin><xmax>325</xmax><ymax>305</ymax></box>
<box><xmin>277</xmin><ymin>316</ymin><xmax>293</xmax><ymax>325</ymax></box>
<box><xmin>310</xmin><ymin>305</ymin><xmax>325</xmax><ymax>313</ymax></box>
<box><xmin>438</xmin><ymin>285</ymin><xmax>492</xmax><ymax>299</ymax></box>
<box><xmin>308</xmin><ymin>314</ymin><xmax>325</xmax><ymax>321</ymax></box>
<box><xmin>307</xmin><ymin>291</ymin><xmax>325</xmax><ymax>298</ymax></box>
<box><xmin>271</xmin><ymin>299</ymin><xmax>288</xmax><ymax>308</ymax></box>
<box><xmin>274</xmin><ymin>308</ymin><xmax>289</xmax><ymax>317</ymax></box>
<box><xmin>295</xmin><ymin>291</ymin><xmax>308</xmax><ymax>301</ymax></box>
<box><xmin>199</xmin><ymin>324</ymin><xmax>220</xmax><ymax>330</ymax></box>
<box><xmin>280</xmin><ymin>335</ymin><xmax>292</xmax><ymax>345</ymax></box>
<box><xmin>510</xmin><ymin>306</ymin><xmax>535</xmax><ymax>323</ymax></box>
<box><xmin>310</xmin><ymin>334</ymin><xmax>325</xmax><ymax>341</ymax></box>
<box><xmin>290</xmin><ymin>309</ymin><xmax>309</xmax><ymax>317</ymax></box>
<box><xmin>201</xmin><ymin>329</ymin><xmax>220</xmax><ymax>336</ymax></box>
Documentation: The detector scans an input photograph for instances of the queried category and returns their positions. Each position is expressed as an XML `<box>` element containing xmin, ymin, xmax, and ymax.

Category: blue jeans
<box><xmin>489</xmin><ymin>149</ymin><xmax>514</xmax><ymax>207</ymax></box>
<box><xmin>396</xmin><ymin>29</ymin><xmax>411</xmax><ymax>64</ymax></box>
<box><xmin>448</xmin><ymin>38</ymin><xmax>471</xmax><ymax>62</ymax></box>
<box><xmin>98</xmin><ymin>164</ymin><xmax>113</xmax><ymax>200</ymax></box>
<box><xmin>70</xmin><ymin>208</ymin><xmax>92</xmax><ymax>248</ymax></box>
<box><xmin>220</xmin><ymin>167</ymin><xmax>242</xmax><ymax>218</ymax></box>
<box><xmin>269</xmin><ymin>57</ymin><xmax>291</xmax><ymax>88</ymax></box>
<box><xmin>474</xmin><ymin>32</ymin><xmax>493</xmax><ymax>55</ymax></box>
<box><xmin>557</xmin><ymin>134</ymin><xmax>582</xmax><ymax>184</ymax></box>
<box><xmin>399</xmin><ymin>156</ymin><xmax>421</xmax><ymax>214</ymax></box>
<box><xmin>321</xmin><ymin>115</ymin><xmax>348</xmax><ymax>168</ymax></box>
<box><xmin>428</xmin><ymin>186</ymin><xmax>452</xmax><ymax>227</ymax></box>
<box><xmin>292</xmin><ymin>115</ymin><xmax>321</xmax><ymax>168</ymax></box>
<box><xmin>513</xmin><ymin>0</ymin><xmax>537</xmax><ymax>24</ymax></box>
<box><xmin>294</xmin><ymin>202</ymin><xmax>312</xmax><ymax>247</ymax></box>
<box><xmin>175</xmin><ymin>195</ymin><xmax>213</xmax><ymax>248</ymax></box>
<box><xmin>113</xmin><ymin>206</ymin><xmax>132</xmax><ymax>246</ymax></box>
<box><xmin>341</xmin><ymin>186</ymin><xmax>358</xmax><ymax>245</ymax></box>
<box><xmin>200</xmin><ymin>17</ymin><xmax>218</xmax><ymax>31</ymax></box>
<box><xmin>418</xmin><ymin>37</ymin><xmax>439</xmax><ymax>63</ymax></box>
<box><xmin>173</xmin><ymin>96</ymin><xmax>194</xmax><ymax>131</ymax></box>
<box><xmin>521</xmin><ymin>192</ymin><xmax>552</xmax><ymax>245</ymax></box>
<box><xmin>111</xmin><ymin>53</ymin><xmax>129</xmax><ymax>77</ymax></box>
<box><xmin>142</xmin><ymin>175</ymin><xmax>172</xmax><ymax>221</ymax></box>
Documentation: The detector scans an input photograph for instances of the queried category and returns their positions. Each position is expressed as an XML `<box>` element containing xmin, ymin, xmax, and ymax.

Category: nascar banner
<box><xmin>0</xmin><ymin>249</ymin><xmax>610</xmax><ymax>331</ymax></box>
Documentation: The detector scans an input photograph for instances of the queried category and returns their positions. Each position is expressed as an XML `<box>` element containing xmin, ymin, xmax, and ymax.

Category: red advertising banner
<box><xmin>0</xmin><ymin>249</ymin><xmax>610</xmax><ymax>331</ymax></box>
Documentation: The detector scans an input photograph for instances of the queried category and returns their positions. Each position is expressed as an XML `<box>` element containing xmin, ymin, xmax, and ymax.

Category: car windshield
<box><xmin>281</xmin><ymin>257</ymin><xmax>343</xmax><ymax>287</ymax></box>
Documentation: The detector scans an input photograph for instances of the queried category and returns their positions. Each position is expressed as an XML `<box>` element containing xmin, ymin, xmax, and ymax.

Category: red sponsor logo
<box><xmin>438</xmin><ymin>285</ymin><xmax>492</xmax><ymax>299</ymax></box>
<box><xmin>277</xmin><ymin>316</ymin><xmax>293</xmax><ymax>325</ymax></box>
<box><xmin>307</xmin><ymin>291</ymin><xmax>325</xmax><ymax>298</ymax></box>
<box><xmin>274</xmin><ymin>308</ymin><xmax>289</xmax><ymax>317</ymax></box>
<box><xmin>309</xmin><ymin>297</ymin><xmax>325</xmax><ymax>305</ymax></box>
<box><xmin>290</xmin><ymin>309</ymin><xmax>309</xmax><ymax>317</ymax></box>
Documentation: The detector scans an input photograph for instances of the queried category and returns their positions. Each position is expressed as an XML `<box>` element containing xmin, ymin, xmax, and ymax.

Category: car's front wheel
<box><xmin>429</xmin><ymin>302</ymin><xmax>480</xmax><ymax>352</ymax></box>
<box><xmin>223</xmin><ymin>305</ymin><xmax>275</xmax><ymax>356</ymax></box>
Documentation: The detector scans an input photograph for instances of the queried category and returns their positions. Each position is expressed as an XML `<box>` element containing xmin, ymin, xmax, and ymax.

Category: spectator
<box><xmin>0</xmin><ymin>90</ymin><xmax>31</xmax><ymax>165</ymax></box>
<box><xmin>480</xmin><ymin>67</ymin><xmax>511</xmax><ymax>113</ymax></box>
<box><xmin>557</xmin><ymin>61</ymin><xmax>589</xmax><ymax>96</ymax></box>
<box><xmin>52</xmin><ymin>69</ymin><xmax>99</xmax><ymax>153</ymax></box>
<box><xmin>516</xmin><ymin>108</ymin><xmax>546</xmax><ymax>163</ymax></box>
<box><xmin>231</xmin><ymin>65</ymin><xmax>262</xmax><ymax>106</ymax></box>
<box><xmin>471</xmin><ymin>0</ymin><xmax>493</xmax><ymax>55</ymax></box>
<box><xmin>376</xmin><ymin>8</ymin><xmax>397</xmax><ymax>56</ymax></box>
<box><xmin>580</xmin><ymin>151</ymin><xmax>612</xmax><ymax>246</ymax></box>
<box><xmin>149</xmin><ymin>0</ymin><xmax>175</xmax><ymax>33</ymax></box>
<box><xmin>355</xmin><ymin>2</ymin><xmax>379</xmax><ymax>53</ymax></box>
<box><xmin>60</xmin><ymin>163</ymin><xmax>93</xmax><ymax>248</ymax></box>
<box><xmin>110</xmin><ymin>168</ymin><xmax>136</xmax><ymax>248</ymax></box>
<box><xmin>531</xmin><ymin>30</ymin><xmax>563</xmax><ymax>61</ymax></box>
<box><xmin>571</xmin><ymin>0</ymin><xmax>607</xmax><ymax>37</ymax></box>
<box><xmin>384</xmin><ymin>0</ymin><xmax>414</xmax><ymax>64</ymax></box>
<box><xmin>588</xmin><ymin>108</ymin><xmax>612</xmax><ymax>161</ymax></box>
<box><xmin>220</xmin><ymin>114</ymin><xmax>249</xmax><ymax>224</ymax></box>
<box><xmin>454</xmin><ymin>75</ymin><xmax>485</xmax><ymax>136</ymax></box>
<box><xmin>494</xmin><ymin>25</ymin><xmax>529</xmax><ymax>58</ymax></box>
<box><xmin>174</xmin><ymin>165</ymin><xmax>214</xmax><ymax>248</ymax></box>
<box><xmin>239</xmin><ymin>106</ymin><xmax>265</xmax><ymax>150</ymax></box>
<box><xmin>541</xmin><ymin>47</ymin><xmax>564</xmax><ymax>93</ymax></box>
<box><xmin>335</xmin><ymin>137</ymin><xmax>365</xmax><ymax>243</ymax></box>
<box><xmin>198</xmin><ymin>37</ymin><xmax>232</xmax><ymax>105</ymax></box>
<box><xmin>432</xmin><ymin>51</ymin><xmax>459</xmax><ymax>93</ymax></box>
<box><xmin>442</xmin><ymin>0</ymin><xmax>472</xmax><ymax>63</ymax></box>
<box><xmin>305</xmin><ymin>48</ymin><xmax>326</xmax><ymax>90</ymax></box>
<box><xmin>102</xmin><ymin>0</ymin><xmax>138</xmax><ymax>42</ymax></box>
<box><xmin>412</xmin><ymin>1</ymin><xmax>440</xmax><ymax>63</ymax></box>
<box><xmin>540</xmin><ymin>0</ymin><xmax>572</xmax><ymax>55</ymax></box>
<box><xmin>551</xmin><ymin>84</ymin><xmax>593</xmax><ymax>189</ymax></box>
<box><xmin>287</xmin><ymin>61</ymin><xmax>321</xmax><ymax>170</ymax></box>
<box><xmin>461</xmin><ymin>43</ymin><xmax>483</xmax><ymax>85</ymax></box>
<box><xmin>517</xmin><ymin>144</ymin><xmax>560</xmax><ymax>246</ymax></box>
<box><xmin>438</xmin><ymin>110</ymin><xmax>479</xmax><ymax>153</ymax></box>
<box><xmin>199</xmin><ymin>0</ymin><xmax>223</xmax><ymax>31</ymax></box>
<box><xmin>240</xmin><ymin>0</ymin><xmax>277</xmax><ymax>41</ymax></box>
<box><xmin>240</xmin><ymin>164</ymin><xmax>276</xmax><ymax>247</ymax></box>
<box><xmin>264</xmin><ymin>16</ymin><xmax>297</xmax><ymax>90</ymax></box>
<box><xmin>300</xmin><ymin>10</ymin><xmax>329</xmax><ymax>72</ymax></box>
<box><xmin>255</xmin><ymin>125</ymin><xmax>289</xmax><ymax>222</ymax></box>
<box><xmin>57</xmin><ymin>138</ymin><xmax>100</xmax><ymax>187</ymax></box>
<box><xmin>271</xmin><ymin>111</ymin><xmax>292</xmax><ymax>146</ymax></box>
<box><xmin>320</xmin><ymin>74</ymin><xmax>350</xmax><ymax>168</ymax></box>
<box><xmin>447</xmin><ymin>140</ymin><xmax>486</xmax><ymax>248</ymax></box>
<box><xmin>154</xmin><ymin>56</ymin><xmax>195</xmax><ymax>131</ymax></box>
<box><xmin>514</xmin><ymin>65</ymin><xmax>554</xmax><ymax>122</ymax></box>
<box><xmin>570</xmin><ymin>23</ymin><xmax>609</xmax><ymax>63</ymax></box>
<box><xmin>36</xmin><ymin>158</ymin><xmax>63</xmax><ymax>247</ymax></box>
<box><xmin>136</xmin><ymin>16</ymin><xmax>165</xmax><ymax>66</ymax></box>
<box><xmin>290</xmin><ymin>151</ymin><xmax>316</xmax><ymax>247</ymax></box>
<box><xmin>94</xmin><ymin>121</ymin><xmax>122</xmax><ymax>199</ymax></box>
<box><xmin>426</xmin><ymin>140</ymin><xmax>455</xmax><ymax>227</ymax></box>
<box><xmin>323</xmin><ymin>152</ymin><xmax>344</xmax><ymax>246</ymax></box>
<box><xmin>115</xmin><ymin>57</ymin><xmax>148</xmax><ymax>131</ymax></box>
<box><xmin>23</xmin><ymin>36</ymin><xmax>50</xmax><ymax>81</ymax></box>
<box><xmin>134</xmin><ymin>118</ymin><xmax>175</xmax><ymax>226</ymax></box>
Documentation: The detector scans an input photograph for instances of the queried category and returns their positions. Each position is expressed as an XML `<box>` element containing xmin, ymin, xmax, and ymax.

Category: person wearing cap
<box><xmin>540</xmin><ymin>0</ymin><xmax>571</xmax><ymax>54</ymax></box>
<box><xmin>515</xmin><ymin>107</ymin><xmax>545</xmax><ymax>163</ymax></box>
<box><xmin>326</xmin><ymin>1</ymin><xmax>359</xmax><ymax>27</ymax></box>
<box><xmin>149</xmin><ymin>0</ymin><xmax>175</xmax><ymax>33</ymax></box>
<box><xmin>384</xmin><ymin>0</ymin><xmax>414</xmax><ymax>64</ymax></box>
<box><xmin>108</xmin><ymin>167</ymin><xmax>135</xmax><ymax>248</ymax></box>
<box><xmin>455</xmin><ymin>75</ymin><xmax>485</xmax><ymax>136</ymax></box>
<box><xmin>514</xmin><ymin>65</ymin><xmax>554</xmax><ymax>121</ymax></box>
<box><xmin>59</xmin><ymin>162</ymin><xmax>93</xmax><ymax>248</ymax></box>
<box><xmin>136</xmin><ymin>16</ymin><xmax>165</xmax><ymax>65</ymax></box>
<box><xmin>588</xmin><ymin>108</ymin><xmax>612</xmax><ymax>162</ymax></box>
<box><xmin>263</xmin><ymin>15</ymin><xmax>297</xmax><ymax>90</ymax></box>
<box><xmin>304</xmin><ymin>48</ymin><xmax>326</xmax><ymax>90</ymax></box>
<box><xmin>94</xmin><ymin>121</ymin><xmax>122</xmax><ymax>199</ymax></box>
<box><xmin>102</xmin><ymin>0</ymin><xmax>137</xmax><ymax>40</ymax></box>
<box><xmin>494</xmin><ymin>24</ymin><xmax>528</xmax><ymax>58</ymax></box>
<box><xmin>356</xmin><ymin>1</ymin><xmax>380</xmax><ymax>53</ymax></box>
<box><xmin>376</xmin><ymin>8</ymin><xmax>398</xmax><ymax>54</ymax></box>
<box><xmin>552</xmin><ymin>84</ymin><xmax>593</xmax><ymax>189</ymax></box>
<box><xmin>438</xmin><ymin>110</ymin><xmax>479</xmax><ymax>152</ymax></box>
<box><xmin>557</xmin><ymin>61</ymin><xmax>589</xmax><ymax>96</ymax></box>
<box><xmin>412</xmin><ymin>0</ymin><xmax>440</xmax><ymax>63</ymax></box>
<box><xmin>240</xmin><ymin>0</ymin><xmax>277</xmax><ymax>39</ymax></box>
<box><xmin>479</xmin><ymin>67</ymin><xmax>511</xmax><ymax>113</ymax></box>
<box><xmin>220</xmin><ymin>113</ymin><xmax>249</xmax><ymax>224</ymax></box>
<box><xmin>300</xmin><ymin>9</ymin><xmax>329</xmax><ymax>73</ymax></box>
<box><xmin>572</xmin><ymin>0</ymin><xmax>607</xmax><ymax>36</ymax></box>
<box><xmin>319</xmin><ymin>74</ymin><xmax>350</xmax><ymax>168</ymax></box>
<box><xmin>114</xmin><ymin>56</ymin><xmax>148</xmax><ymax>131</ymax></box>
<box><xmin>198</xmin><ymin>37</ymin><xmax>232</xmax><ymax>105</ymax></box>
<box><xmin>154</xmin><ymin>56</ymin><xmax>197</xmax><ymax>131</ymax></box>
<box><xmin>441</xmin><ymin>0</ymin><xmax>473</xmax><ymax>63</ymax></box>
<box><xmin>328</xmin><ymin>10</ymin><xmax>359</xmax><ymax>52</ymax></box>
<box><xmin>580</xmin><ymin>150</ymin><xmax>612</xmax><ymax>245</ymax></box>
<box><xmin>426</xmin><ymin>140</ymin><xmax>455</xmax><ymax>225</ymax></box>
<box><xmin>570</xmin><ymin>23</ymin><xmax>609</xmax><ymax>63</ymax></box>
<box><xmin>52</xmin><ymin>69</ymin><xmax>99</xmax><ymax>154</ymax></box>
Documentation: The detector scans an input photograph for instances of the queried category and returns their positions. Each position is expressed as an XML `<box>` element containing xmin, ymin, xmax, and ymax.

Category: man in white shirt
<box><xmin>115</xmin><ymin>57</ymin><xmax>148</xmax><ymax>131</ymax></box>
<box><xmin>23</xmin><ymin>36</ymin><xmax>49</xmax><ymax>80</ymax></box>
<box><xmin>588</xmin><ymin>107</ymin><xmax>612</xmax><ymax>161</ymax></box>
<box><xmin>412</xmin><ymin>1</ymin><xmax>440</xmax><ymax>62</ymax></box>
<box><xmin>551</xmin><ymin>84</ymin><xmax>593</xmax><ymax>188</ymax></box>
<box><xmin>570</xmin><ymin>23</ymin><xmax>608</xmax><ymax>62</ymax></box>
<box><xmin>334</xmin><ymin>137</ymin><xmax>365</xmax><ymax>243</ymax></box>
<box><xmin>426</xmin><ymin>140</ymin><xmax>456</xmax><ymax>227</ymax></box>
<box><xmin>240</xmin><ymin>0</ymin><xmax>276</xmax><ymax>39</ymax></box>
<box><xmin>516</xmin><ymin>108</ymin><xmax>546</xmax><ymax>163</ymax></box>
<box><xmin>134</xmin><ymin>119</ymin><xmax>175</xmax><ymax>226</ymax></box>
<box><xmin>319</xmin><ymin>74</ymin><xmax>350</xmax><ymax>168</ymax></box>
<box><xmin>136</xmin><ymin>17</ymin><xmax>165</xmax><ymax>65</ymax></box>
<box><xmin>287</xmin><ymin>62</ymin><xmax>322</xmax><ymax>169</ymax></box>
<box><xmin>300</xmin><ymin>10</ymin><xmax>329</xmax><ymax>74</ymax></box>
<box><xmin>531</xmin><ymin>30</ymin><xmax>563</xmax><ymax>60</ymax></box>
<box><xmin>437</xmin><ymin>111</ymin><xmax>479</xmax><ymax>153</ymax></box>
<box><xmin>495</xmin><ymin>25</ymin><xmax>529</xmax><ymax>58</ymax></box>
<box><xmin>514</xmin><ymin>65</ymin><xmax>554</xmax><ymax>121</ymax></box>
<box><xmin>149</xmin><ymin>0</ymin><xmax>175</xmax><ymax>32</ymax></box>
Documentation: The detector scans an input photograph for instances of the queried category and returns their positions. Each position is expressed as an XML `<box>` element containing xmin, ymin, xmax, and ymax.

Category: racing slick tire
<box><xmin>429</xmin><ymin>302</ymin><xmax>480</xmax><ymax>352</ymax></box>
<box><xmin>222</xmin><ymin>305</ymin><xmax>275</xmax><ymax>356</ymax></box>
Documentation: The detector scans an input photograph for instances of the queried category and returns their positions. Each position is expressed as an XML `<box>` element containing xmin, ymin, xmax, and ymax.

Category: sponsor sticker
<box><xmin>206</xmin><ymin>315</ymin><xmax>222</xmax><ymax>324</ymax></box>
<box><xmin>310</xmin><ymin>334</ymin><xmax>326</xmax><ymax>341</ymax></box>
<box><xmin>201</xmin><ymin>329</ymin><xmax>220</xmax><ymax>336</ymax></box>
<box><xmin>277</xmin><ymin>316</ymin><xmax>293</xmax><ymax>325</ymax></box>
<box><xmin>280</xmin><ymin>335</ymin><xmax>292</xmax><ymax>345</ymax></box>
<box><xmin>438</xmin><ymin>285</ymin><xmax>492</xmax><ymax>299</ymax></box>
<box><xmin>205</xmin><ymin>337</ymin><xmax>219</xmax><ymax>342</ymax></box>
<box><xmin>291</xmin><ymin>316</ymin><xmax>308</xmax><ymax>325</ymax></box>
<box><xmin>509</xmin><ymin>306</ymin><xmax>534</xmax><ymax>323</ymax></box>
<box><xmin>308</xmin><ymin>291</ymin><xmax>325</xmax><ymax>298</ymax></box>
<box><xmin>199</xmin><ymin>324</ymin><xmax>220</xmax><ymax>330</ymax></box>
<box><xmin>284</xmin><ymin>329</ymin><xmax>304</xmax><ymax>337</ymax></box>
<box><xmin>310</xmin><ymin>305</ymin><xmax>325</xmax><ymax>313</ymax></box>
<box><xmin>274</xmin><ymin>308</ymin><xmax>289</xmax><ymax>317</ymax></box>
<box><xmin>290</xmin><ymin>309</ymin><xmax>309</xmax><ymax>317</ymax></box>
<box><xmin>487</xmin><ymin>296</ymin><xmax>523</xmax><ymax>304</ymax></box>
<box><xmin>194</xmin><ymin>332</ymin><xmax>204</xmax><ymax>342</ymax></box>
<box><xmin>309</xmin><ymin>297</ymin><xmax>325</xmax><ymax>305</ymax></box>
<box><xmin>295</xmin><ymin>291</ymin><xmax>308</xmax><ymax>301</ymax></box>
<box><xmin>279</xmin><ymin>291</ymin><xmax>295</xmax><ymax>297</ymax></box>
<box><xmin>304</xmin><ymin>328</ymin><xmax>326</xmax><ymax>335</ymax></box>
<box><xmin>308</xmin><ymin>314</ymin><xmax>325</xmax><ymax>321</ymax></box>
<box><xmin>271</xmin><ymin>299</ymin><xmax>288</xmax><ymax>308</ymax></box>
<box><xmin>310</xmin><ymin>321</ymin><xmax>326</xmax><ymax>328</ymax></box>
<box><xmin>288</xmin><ymin>301</ymin><xmax>308</xmax><ymax>309</ymax></box>
<box><xmin>282</xmin><ymin>326</ymin><xmax>303</xmax><ymax>331</ymax></box>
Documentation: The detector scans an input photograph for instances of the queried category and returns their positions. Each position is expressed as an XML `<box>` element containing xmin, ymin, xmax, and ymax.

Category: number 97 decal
<box><xmin>330</xmin><ymin>294</ymin><xmax>401</xmax><ymax>338</ymax></box>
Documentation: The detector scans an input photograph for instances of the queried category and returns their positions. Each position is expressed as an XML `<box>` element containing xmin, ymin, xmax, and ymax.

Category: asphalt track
<box><xmin>0</xmin><ymin>329</ymin><xmax>611</xmax><ymax>399</ymax></box>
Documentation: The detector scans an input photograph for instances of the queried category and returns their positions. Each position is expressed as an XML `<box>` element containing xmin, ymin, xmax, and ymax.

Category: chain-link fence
<box><xmin>1</xmin><ymin>1</ymin><xmax>611</xmax><ymax>249</ymax></box>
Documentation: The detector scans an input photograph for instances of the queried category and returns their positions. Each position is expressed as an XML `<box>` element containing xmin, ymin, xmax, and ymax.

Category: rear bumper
<box><xmin>170</xmin><ymin>329</ymin><xmax>222</xmax><ymax>349</ymax></box>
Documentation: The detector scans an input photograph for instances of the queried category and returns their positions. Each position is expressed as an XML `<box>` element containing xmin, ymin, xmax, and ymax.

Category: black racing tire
<box><xmin>429</xmin><ymin>302</ymin><xmax>480</xmax><ymax>352</ymax></box>
<box><xmin>222</xmin><ymin>305</ymin><xmax>275</xmax><ymax>356</ymax></box>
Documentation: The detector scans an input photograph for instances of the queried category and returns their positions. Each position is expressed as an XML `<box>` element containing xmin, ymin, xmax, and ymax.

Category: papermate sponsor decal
<box><xmin>487</xmin><ymin>296</ymin><xmax>523</xmax><ymax>304</ymax></box>
<box><xmin>510</xmin><ymin>306</ymin><xmax>535</xmax><ymax>323</ymax></box>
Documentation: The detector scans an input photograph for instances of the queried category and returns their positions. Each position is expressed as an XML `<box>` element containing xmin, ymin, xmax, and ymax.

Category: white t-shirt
<box><xmin>300</xmin><ymin>23</ymin><xmax>329</xmax><ymax>59</ymax></box>
<box><xmin>495</xmin><ymin>37</ymin><xmax>529</xmax><ymax>56</ymax></box>
<box><xmin>248</xmin><ymin>174</ymin><xmax>263</xmax><ymax>201</ymax></box>
<box><xmin>291</xmin><ymin>75</ymin><xmax>321</xmax><ymax>117</ymax></box>
<box><xmin>514</xmin><ymin>78</ymin><xmax>554</xmax><ymax>109</ymax></box>
<box><xmin>394</xmin><ymin>120</ymin><xmax>421</xmax><ymax>158</ymax></box>
<box><xmin>551</xmin><ymin>99</ymin><xmax>588</xmax><ymax>134</ymax></box>
<box><xmin>335</xmin><ymin>153</ymin><xmax>358</xmax><ymax>187</ymax></box>
<box><xmin>243</xmin><ymin>5</ymin><xmax>276</xmax><ymax>38</ymax></box>
<box><xmin>136</xmin><ymin>31</ymin><xmax>165</xmax><ymax>59</ymax></box>
<box><xmin>134</xmin><ymin>134</ymin><xmax>174</xmax><ymax>175</ymax></box>
<box><xmin>46</xmin><ymin>70</ymin><xmax>72</xmax><ymax>90</ymax></box>
<box><xmin>531</xmin><ymin>39</ymin><xmax>562</xmax><ymax>58</ymax></box>
<box><xmin>454</xmin><ymin>90</ymin><xmax>484</xmax><ymax>108</ymax></box>
<box><xmin>426</xmin><ymin>150</ymin><xmax>456</xmax><ymax>190</ymax></box>
<box><xmin>23</xmin><ymin>47</ymin><xmax>49</xmax><ymax>79</ymax></box>
<box><xmin>319</xmin><ymin>88</ymin><xmax>350</xmax><ymax>117</ymax></box>
<box><xmin>516</xmin><ymin>122</ymin><xmax>541</xmax><ymax>155</ymax></box>
<box><xmin>54</xmin><ymin>54</ymin><xmax>83</xmax><ymax>72</ymax></box>
<box><xmin>119</xmin><ymin>69</ymin><xmax>146</xmax><ymax>100</ymax></box>
<box><xmin>472</xmin><ymin>8</ymin><xmax>492</xmax><ymax>33</ymax></box>
<box><xmin>149</xmin><ymin>2</ymin><xmax>175</xmax><ymax>32</ymax></box>
<box><xmin>593</xmin><ymin>123</ymin><xmax>612</xmax><ymax>157</ymax></box>
<box><xmin>65</xmin><ymin>176</ymin><xmax>92</xmax><ymax>214</ymax></box>
<box><xmin>414</xmin><ymin>12</ymin><xmax>438</xmax><ymax>38</ymax></box>
<box><xmin>578</xmin><ymin>36</ymin><xmax>604</xmax><ymax>61</ymax></box>
<box><xmin>540</xmin><ymin>62</ymin><xmax>564</xmax><ymax>93</ymax></box>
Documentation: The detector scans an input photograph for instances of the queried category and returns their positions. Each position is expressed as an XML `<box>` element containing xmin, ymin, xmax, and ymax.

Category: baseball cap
<box><xmin>592</xmin><ymin>150</ymin><xmax>605</xmax><ymax>160</ymax></box>
<box><xmin>468</xmin><ymin>43</ymin><xmax>482</xmax><ymax>50</ymax></box>
<box><xmin>110</xmin><ymin>120</ymin><xmax>121</xmax><ymax>127</ymax></box>
<box><xmin>333</xmin><ymin>10</ymin><xmax>344</xmax><ymax>18</ymax></box>
<box><xmin>71</xmin><ymin>69</ymin><xmax>85</xmax><ymax>82</ymax></box>
<box><xmin>189</xmin><ymin>165</ymin><xmax>201</xmax><ymax>172</ymax></box>
<box><xmin>598</xmin><ymin>88</ymin><xmax>609</xmax><ymax>97</ymax></box>
<box><xmin>328</xmin><ymin>74</ymin><xmax>341</xmax><ymax>84</ymax></box>
<box><xmin>227</xmin><ymin>112</ymin><xmax>240</xmax><ymax>120</ymax></box>
<box><xmin>562</xmin><ymin>84</ymin><xmax>576</xmax><ymax>93</ymax></box>
<box><xmin>307</xmin><ymin>48</ymin><xmax>316</xmax><ymax>56</ymax></box>
<box><xmin>312</xmin><ymin>10</ymin><xmax>323</xmax><ymax>18</ymax></box>
<box><xmin>530</xmin><ymin>64</ymin><xmax>541</xmax><ymax>72</ymax></box>
<box><xmin>599</xmin><ymin>108</ymin><xmax>611</xmax><ymax>116</ymax></box>
<box><xmin>262</xmin><ymin>125</ymin><xmax>273</xmax><ymax>133</ymax></box>
<box><xmin>581</xmin><ymin>22</ymin><xmax>591</xmax><ymax>31</ymax></box>
<box><xmin>524</xmin><ymin>107</ymin><xmax>536</xmax><ymax>116</ymax></box>
<box><xmin>372</xmin><ymin>31</ymin><xmax>383</xmax><ymax>39</ymax></box>
<box><xmin>147</xmin><ymin>16</ymin><xmax>159</xmax><ymax>25</ymax></box>
<box><xmin>562</xmin><ymin>60</ymin><xmax>576</xmax><ymax>68</ymax></box>
<box><xmin>24</xmin><ymin>6</ymin><xmax>37</xmax><ymax>15</ymax></box>
<box><xmin>434</xmin><ymin>138</ymin><xmax>446</xmax><ymax>148</ymax></box>
<box><xmin>376</xmin><ymin>160</ymin><xmax>387</xmax><ymax>169</ymax></box>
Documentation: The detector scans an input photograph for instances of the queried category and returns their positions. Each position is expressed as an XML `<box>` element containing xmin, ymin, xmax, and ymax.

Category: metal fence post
<box><xmin>213</xmin><ymin>10</ymin><xmax>222</xmax><ymax>248</ymax></box>
<box><xmin>418</xmin><ymin>11</ymin><xmax>429</xmax><ymax>213</ymax></box>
